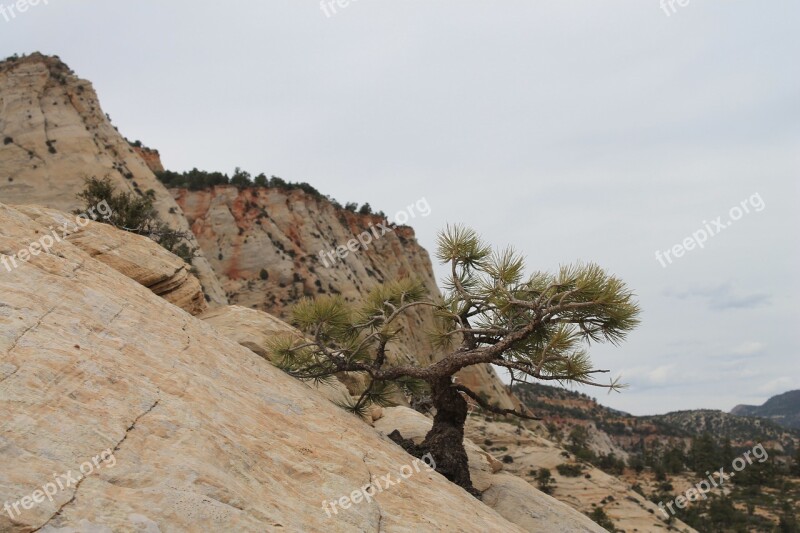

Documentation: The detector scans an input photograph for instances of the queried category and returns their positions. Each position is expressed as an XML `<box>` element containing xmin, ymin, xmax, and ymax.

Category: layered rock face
<box><xmin>174</xmin><ymin>185</ymin><xmax>517</xmax><ymax>410</ymax></box>
<box><xmin>0</xmin><ymin>54</ymin><xmax>227</xmax><ymax>306</ymax></box>
<box><xmin>16</xmin><ymin>204</ymin><xmax>207</xmax><ymax>315</ymax></box>
<box><xmin>132</xmin><ymin>145</ymin><xmax>164</xmax><ymax>174</ymax></box>
<box><xmin>200</xmin><ymin>304</ymin><xmax>300</xmax><ymax>360</ymax></box>
<box><xmin>0</xmin><ymin>201</ymin><xmax>605</xmax><ymax>532</ymax></box>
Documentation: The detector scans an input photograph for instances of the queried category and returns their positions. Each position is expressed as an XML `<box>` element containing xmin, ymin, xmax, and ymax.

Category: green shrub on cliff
<box><xmin>76</xmin><ymin>177</ymin><xmax>195</xmax><ymax>264</ymax></box>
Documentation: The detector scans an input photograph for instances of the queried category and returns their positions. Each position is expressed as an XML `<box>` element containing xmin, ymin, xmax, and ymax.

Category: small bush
<box><xmin>596</xmin><ymin>453</ymin><xmax>625</xmax><ymax>476</ymax></box>
<box><xmin>556</xmin><ymin>463</ymin><xmax>584</xmax><ymax>477</ymax></box>
<box><xmin>76</xmin><ymin>177</ymin><xmax>195</xmax><ymax>264</ymax></box>
<box><xmin>535</xmin><ymin>468</ymin><xmax>555</xmax><ymax>494</ymax></box>
<box><xmin>588</xmin><ymin>507</ymin><xmax>616</xmax><ymax>531</ymax></box>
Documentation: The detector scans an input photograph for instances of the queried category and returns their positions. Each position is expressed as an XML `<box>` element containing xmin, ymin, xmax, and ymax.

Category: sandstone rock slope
<box><xmin>200</xmin><ymin>304</ymin><xmax>301</xmax><ymax>360</ymax></box>
<box><xmin>0</xmin><ymin>53</ymin><xmax>226</xmax><ymax>306</ymax></box>
<box><xmin>0</xmin><ymin>201</ymin><xmax>536</xmax><ymax>532</ymax></box>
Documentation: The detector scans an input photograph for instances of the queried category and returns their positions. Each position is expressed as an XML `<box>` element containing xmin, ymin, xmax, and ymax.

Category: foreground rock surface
<box><xmin>201</xmin><ymin>304</ymin><xmax>358</xmax><ymax>409</ymax></box>
<box><xmin>0</xmin><ymin>202</ymin><xmax>529</xmax><ymax>532</ymax></box>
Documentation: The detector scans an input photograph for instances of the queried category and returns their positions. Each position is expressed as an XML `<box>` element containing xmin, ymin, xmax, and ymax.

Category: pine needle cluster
<box><xmin>269</xmin><ymin>224</ymin><xmax>640</xmax><ymax>418</ymax></box>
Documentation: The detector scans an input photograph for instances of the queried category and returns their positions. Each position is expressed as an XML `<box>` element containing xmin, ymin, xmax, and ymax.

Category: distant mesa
<box><xmin>731</xmin><ymin>389</ymin><xmax>800</xmax><ymax>430</ymax></box>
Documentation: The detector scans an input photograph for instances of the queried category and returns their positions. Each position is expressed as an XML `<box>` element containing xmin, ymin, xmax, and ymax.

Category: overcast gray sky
<box><xmin>2</xmin><ymin>1</ymin><xmax>798</xmax><ymax>415</ymax></box>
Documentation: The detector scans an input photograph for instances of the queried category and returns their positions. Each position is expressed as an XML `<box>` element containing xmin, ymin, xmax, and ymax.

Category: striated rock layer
<box><xmin>132</xmin><ymin>145</ymin><xmax>164</xmax><ymax>174</ymax></box>
<box><xmin>15</xmin><ymin>204</ymin><xmax>207</xmax><ymax>315</ymax></box>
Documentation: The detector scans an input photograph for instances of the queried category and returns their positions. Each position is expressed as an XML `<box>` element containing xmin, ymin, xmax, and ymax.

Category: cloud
<box><xmin>735</xmin><ymin>367</ymin><xmax>762</xmax><ymax>379</ymax></box>
<box><xmin>647</xmin><ymin>365</ymin><xmax>673</xmax><ymax>384</ymax></box>
<box><xmin>732</xmin><ymin>342</ymin><xmax>766</xmax><ymax>356</ymax></box>
<box><xmin>664</xmin><ymin>283</ymin><xmax>770</xmax><ymax>311</ymax></box>
<box><xmin>757</xmin><ymin>377</ymin><xmax>795</xmax><ymax>395</ymax></box>
<box><xmin>621</xmin><ymin>365</ymin><xmax>675</xmax><ymax>385</ymax></box>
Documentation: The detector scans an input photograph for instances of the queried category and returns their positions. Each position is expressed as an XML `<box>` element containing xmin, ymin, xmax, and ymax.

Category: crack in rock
<box><xmin>7</xmin><ymin>306</ymin><xmax>56</xmax><ymax>354</ymax></box>
<box><xmin>112</xmin><ymin>397</ymin><xmax>161</xmax><ymax>455</ymax></box>
<box><xmin>0</xmin><ymin>365</ymin><xmax>19</xmax><ymax>385</ymax></box>
<box><xmin>361</xmin><ymin>453</ymin><xmax>383</xmax><ymax>533</ymax></box>
<box><xmin>33</xmin><ymin>397</ymin><xmax>161</xmax><ymax>531</ymax></box>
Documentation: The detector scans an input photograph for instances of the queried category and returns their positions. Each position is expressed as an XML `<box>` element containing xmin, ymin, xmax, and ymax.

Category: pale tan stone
<box><xmin>199</xmin><ymin>304</ymin><xmax>360</xmax><ymax>413</ymax></box>
<box><xmin>482</xmin><ymin>472</ymin><xmax>607</xmax><ymax>533</ymax></box>
<box><xmin>367</xmin><ymin>404</ymin><xmax>384</xmax><ymax>423</ymax></box>
<box><xmin>14</xmin><ymin>204</ymin><xmax>208</xmax><ymax>316</ymax></box>
<box><xmin>0</xmin><ymin>54</ymin><xmax>227</xmax><ymax>306</ymax></box>
<box><xmin>200</xmin><ymin>304</ymin><xmax>302</xmax><ymax>359</ymax></box>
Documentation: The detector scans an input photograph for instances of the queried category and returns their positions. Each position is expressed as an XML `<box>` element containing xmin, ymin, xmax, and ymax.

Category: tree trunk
<box><xmin>421</xmin><ymin>376</ymin><xmax>478</xmax><ymax>497</ymax></box>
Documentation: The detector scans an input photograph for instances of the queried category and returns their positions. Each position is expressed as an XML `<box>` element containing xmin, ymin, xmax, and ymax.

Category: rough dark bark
<box><xmin>423</xmin><ymin>376</ymin><xmax>477</xmax><ymax>495</ymax></box>
<box><xmin>388</xmin><ymin>376</ymin><xmax>479</xmax><ymax>498</ymax></box>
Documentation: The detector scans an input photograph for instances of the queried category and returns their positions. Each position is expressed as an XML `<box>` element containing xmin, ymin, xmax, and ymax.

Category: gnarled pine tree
<box><xmin>270</xmin><ymin>225</ymin><xmax>640</xmax><ymax>496</ymax></box>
